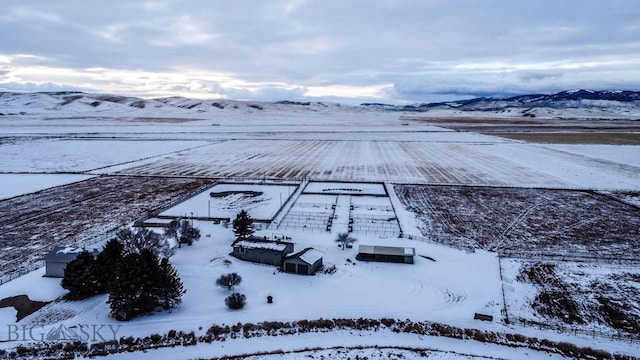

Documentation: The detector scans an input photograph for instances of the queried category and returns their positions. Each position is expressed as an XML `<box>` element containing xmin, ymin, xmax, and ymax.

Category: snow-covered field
<box><xmin>0</xmin><ymin>174</ymin><xmax>93</xmax><ymax>200</ymax></box>
<box><xmin>0</xmin><ymin>104</ymin><xmax>638</xmax><ymax>358</ymax></box>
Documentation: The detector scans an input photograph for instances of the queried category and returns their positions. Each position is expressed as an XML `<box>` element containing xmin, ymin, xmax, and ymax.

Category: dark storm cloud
<box><xmin>1</xmin><ymin>0</ymin><xmax>639</xmax><ymax>103</ymax></box>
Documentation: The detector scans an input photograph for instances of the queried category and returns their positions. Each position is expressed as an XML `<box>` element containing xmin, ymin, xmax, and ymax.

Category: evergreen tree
<box><xmin>232</xmin><ymin>210</ymin><xmax>254</xmax><ymax>239</ymax></box>
<box><xmin>216</xmin><ymin>273</ymin><xmax>242</xmax><ymax>291</ymax></box>
<box><xmin>93</xmin><ymin>238</ymin><xmax>124</xmax><ymax>293</ymax></box>
<box><xmin>156</xmin><ymin>257</ymin><xmax>185</xmax><ymax>309</ymax></box>
<box><xmin>107</xmin><ymin>248</ymin><xmax>186</xmax><ymax>320</ymax></box>
<box><xmin>61</xmin><ymin>251</ymin><xmax>99</xmax><ymax>299</ymax></box>
<box><xmin>108</xmin><ymin>252</ymin><xmax>158</xmax><ymax>321</ymax></box>
<box><xmin>165</xmin><ymin>219</ymin><xmax>201</xmax><ymax>248</ymax></box>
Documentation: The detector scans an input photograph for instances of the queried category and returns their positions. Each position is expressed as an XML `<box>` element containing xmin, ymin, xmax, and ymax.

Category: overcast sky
<box><xmin>1</xmin><ymin>1</ymin><xmax>639</xmax><ymax>104</ymax></box>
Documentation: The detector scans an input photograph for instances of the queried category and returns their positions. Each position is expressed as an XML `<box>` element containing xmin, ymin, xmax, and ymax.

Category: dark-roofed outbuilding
<box><xmin>356</xmin><ymin>245</ymin><xmax>415</xmax><ymax>264</ymax></box>
<box><xmin>231</xmin><ymin>236</ymin><xmax>294</xmax><ymax>266</ymax></box>
<box><xmin>282</xmin><ymin>247</ymin><xmax>323</xmax><ymax>275</ymax></box>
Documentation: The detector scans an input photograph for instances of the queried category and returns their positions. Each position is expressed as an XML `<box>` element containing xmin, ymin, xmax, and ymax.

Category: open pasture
<box><xmin>0</xmin><ymin>138</ymin><xmax>211</xmax><ymax>173</ymax></box>
<box><xmin>115</xmin><ymin>139</ymin><xmax>564</xmax><ymax>187</ymax></box>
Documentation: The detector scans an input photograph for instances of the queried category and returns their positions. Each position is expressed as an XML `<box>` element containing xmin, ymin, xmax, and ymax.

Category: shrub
<box><xmin>225</xmin><ymin>293</ymin><xmax>247</xmax><ymax>310</ymax></box>
<box><xmin>120</xmin><ymin>336</ymin><xmax>135</xmax><ymax>346</ymax></box>
<box><xmin>149</xmin><ymin>333</ymin><xmax>162</xmax><ymax>344</ymax></box>
<box><xmin>380</xmin><ymin>318</ymin><xmax>395</xmax><ymax>327</ymax></box>
<box><xmin>216</xmin><ymin>273</ymin><xmax>242</xmax><ymax>291</ymax></box>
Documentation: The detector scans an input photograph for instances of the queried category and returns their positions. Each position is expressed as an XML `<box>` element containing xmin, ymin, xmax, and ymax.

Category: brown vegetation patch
<box><xmin>516</xmin><ymin>262</ymin><xmax>640</xmax><ymax>334</ymax></box>
<box><xmin>131</xmin><ymin>117</ymin><xmax>203</xmax><ymax>123</ymax></box>
<box><xmin>403</xmin><ymin>116</ymin><xmax>544</xmax><ymax>125</ymax></box>
<box><xmin>489</xmin><ymin>132</ymin><xmax>640</xmax><ymax>145</ymax></box>
<box><xmin>0</xmin><ymin>295</ymin><xmax>50</xmax><ymax>321</ymax></box>
<box><xmin>394</xmin><ymin>184</ymin><xmax>640</xmax><ymax>260</ymax></box>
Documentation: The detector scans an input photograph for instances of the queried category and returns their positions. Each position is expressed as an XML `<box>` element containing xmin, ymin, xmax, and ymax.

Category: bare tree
<box><xmin>335</xmin><ymin>232</ymin><xmax>356</xmax><ymax>250</ymax></box>
<box><xmin>165</xmin><ymin>219</ymin><xmax>201</xmax><ymax>248</ymax></box>
<box><xmin>116</xmin><ymin>227</ymin><xmax>171</xmax><ymax>257</ymax></box>
<box><xmin>216</xmin><ymin>273</ymin><xmax>242</xmax><ymax>291</ymax></box>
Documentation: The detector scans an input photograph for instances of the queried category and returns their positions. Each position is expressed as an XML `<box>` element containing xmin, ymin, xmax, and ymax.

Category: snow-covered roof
<box><xmin>358</xmin><ymin>245</ymin><xmax>415</xmax><ymax>256</ymax></box>
<box><xmin>286</xmin><ymin>247</ymin><xmax>323</xmax><ymax>264</ymax></box>
<box><xmin>233</xmin><ymin>239</ymin><xmax>290</xmax><ymax>252</ymax></box>
<box><xmin>43</xmin><ymin>246</ymin><xmax>97</xmax><ymax>262</ymax></box>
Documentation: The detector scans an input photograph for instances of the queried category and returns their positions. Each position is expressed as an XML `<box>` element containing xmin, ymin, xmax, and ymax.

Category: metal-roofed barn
<box><xmin>282</xmin><ymin>247</ymin><xmax>324</xmax><ymax>275</ymax></box>
<box><xmin>356</xmin><ymin>245</ymin><xmax>415</xmax><ymax>264</ymax></box>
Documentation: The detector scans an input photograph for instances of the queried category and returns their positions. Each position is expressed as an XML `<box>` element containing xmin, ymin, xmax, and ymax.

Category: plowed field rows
<box><xmin>394</xmin><ymin>184</ymin><xmax>640</xmax><ymax>260</ymax></box>
<box><xmin>116</xmin><ymin>140</ymin><xmax>559</xmax><ymax>186</ymax></box>
<box><xmin>0</xmin><ymin>176</ymin><xmax>215</xmax><ymax>280</ymax></box>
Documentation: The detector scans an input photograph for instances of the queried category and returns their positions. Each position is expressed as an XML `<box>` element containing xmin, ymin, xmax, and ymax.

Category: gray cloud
<box><xmin>1</xmin><ymin>0</ymin><xmax>639</xmax><ymax>103</ymax></box>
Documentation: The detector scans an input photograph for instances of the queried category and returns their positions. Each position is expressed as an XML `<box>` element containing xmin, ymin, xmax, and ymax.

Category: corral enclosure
<box><xmin>160</xmin><ymin>182</ymin><xmax>299</xmax><ymax>221</ymax></box>
<box><xmin>276</xmin><ymin>181</ymin><xmax>400</xmax><ymax>237</ymax></box>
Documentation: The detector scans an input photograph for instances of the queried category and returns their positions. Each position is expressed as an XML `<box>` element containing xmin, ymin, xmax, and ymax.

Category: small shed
<box><xmin>43</xmin><ymin>246</ymin><xmax>98</xmax><ymax>278</ymax></box>
<box><xmin>356</xmin><ymin>245</ymin><xmax>415</xmax><ymax>264</ymax></box>
<box><xmin>231</xmin><ymin>237</ymin><xmax>294</xmax><ymax>266</ymax></box>
<box><xmin>282</xmin><ymin>248</ymin><xmax>324</xmax><ymax>275</ymax></box>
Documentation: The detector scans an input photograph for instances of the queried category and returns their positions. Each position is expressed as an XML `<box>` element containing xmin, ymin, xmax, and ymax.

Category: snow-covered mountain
<box><xmin>1</xmin><ymin>89</ymin><xmax>640</xmax><ymax>119</ymax></box>
<box><xmin>362</xmin><ymin>90</ymin><xmax>640</xmax><ymax>119</ymax></box>
<box><xmin>0</xmin><ymin>91</ymin><xmax>347</xmax><ymax>117</ymax></box>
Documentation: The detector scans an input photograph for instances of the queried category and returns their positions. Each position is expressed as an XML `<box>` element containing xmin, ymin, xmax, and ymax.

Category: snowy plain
<box><xmin>0</xmin><ymin>99</ymin><xmax>638</xmax><ymax>358</ymax></box>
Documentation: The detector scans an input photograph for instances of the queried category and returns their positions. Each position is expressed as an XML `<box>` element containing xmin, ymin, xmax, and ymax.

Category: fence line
<box><xmin>509</xmin><ymin>318</ymin><xmax>639</xmax><ymax>343</ymax></box>
<box><xmin>0</xmin><ymin>260</ymin><xmax>45</xmax><ymax>286</ymax></box>
<box><xmin>403</xmin><ymin>234</ymin><xmax>475</xmax><ymax>253</ymax></box>
<box><xmin>500</xmin><ymin>250</ymin><xmax>640</xmax><ymax>265</ymax></box>
<box><xmin>0</xmin><ymin>229</ymin><xmax>118</xmax><ymax>286</ymax></box>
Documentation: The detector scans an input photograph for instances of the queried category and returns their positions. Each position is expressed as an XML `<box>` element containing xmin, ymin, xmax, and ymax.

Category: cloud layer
<box><xmin>1</xmin><ymin>0</ymin><xmax>639</xmax><ymax>103</ymax></box>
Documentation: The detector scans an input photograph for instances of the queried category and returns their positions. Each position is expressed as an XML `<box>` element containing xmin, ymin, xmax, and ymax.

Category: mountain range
<box><xmin>1</xmin><ymin>89</ymin><xmax>639</xmax><ymax>119</ymax></box>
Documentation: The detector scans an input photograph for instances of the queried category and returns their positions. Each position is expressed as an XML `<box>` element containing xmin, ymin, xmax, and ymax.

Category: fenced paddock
<box><xmin>276</xmin><ymin>182</ymin><xmax>403</xmax><ymax>237</ymax></box>
<box><xmin>276</xmin><ymin>194</ymin><xmax>336</xmax><ymax>232</ymax></box>
<box><xmin>160</xmin><ymin>181</ymin><xmax>299</xmax><ymax>222</ymax></box>
<box><xmin>349</xmin><ymin>196</ymin><xmax>401</xmax><ymax>237</ymax></box>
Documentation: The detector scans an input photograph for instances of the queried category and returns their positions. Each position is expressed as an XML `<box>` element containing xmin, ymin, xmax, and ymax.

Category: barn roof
<box><xmin>358</xmin><ymin>245</ymin><xmax>415</xmax><ymax>256</ymax></box>
<box><xmin>43</xmin><ymin>246</ymin><xmax>93</xmax><ymax>262</ymax></box>
<box><xmin>232</xmin><ymin>238</ymin><xmax>291</xmax><ymax>252</ymax></box>
<box><xmin>285</xmin><ymin>247</ymin><xmax>323</xmax><ymax>264</ymax></box>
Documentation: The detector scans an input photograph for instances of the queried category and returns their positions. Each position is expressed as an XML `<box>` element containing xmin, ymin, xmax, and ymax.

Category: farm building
<box><xmin>231</xmin><ymin>237</ymin><xmax>294</xmax><ymax>266</ymax></box>
<box><xmin>282</xmin><ymin>247</ymin><xmax>324</xmax><ymax>275</ymax></box>
<box><xmin>43</xmin><ymin>246</ymin><xmax>99</xmax><ymax>277</ymax></box>
<box><xmin>356</xmin><ymin>245</ymin><xmax>415</xmax><ymax>264</ymax></box>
